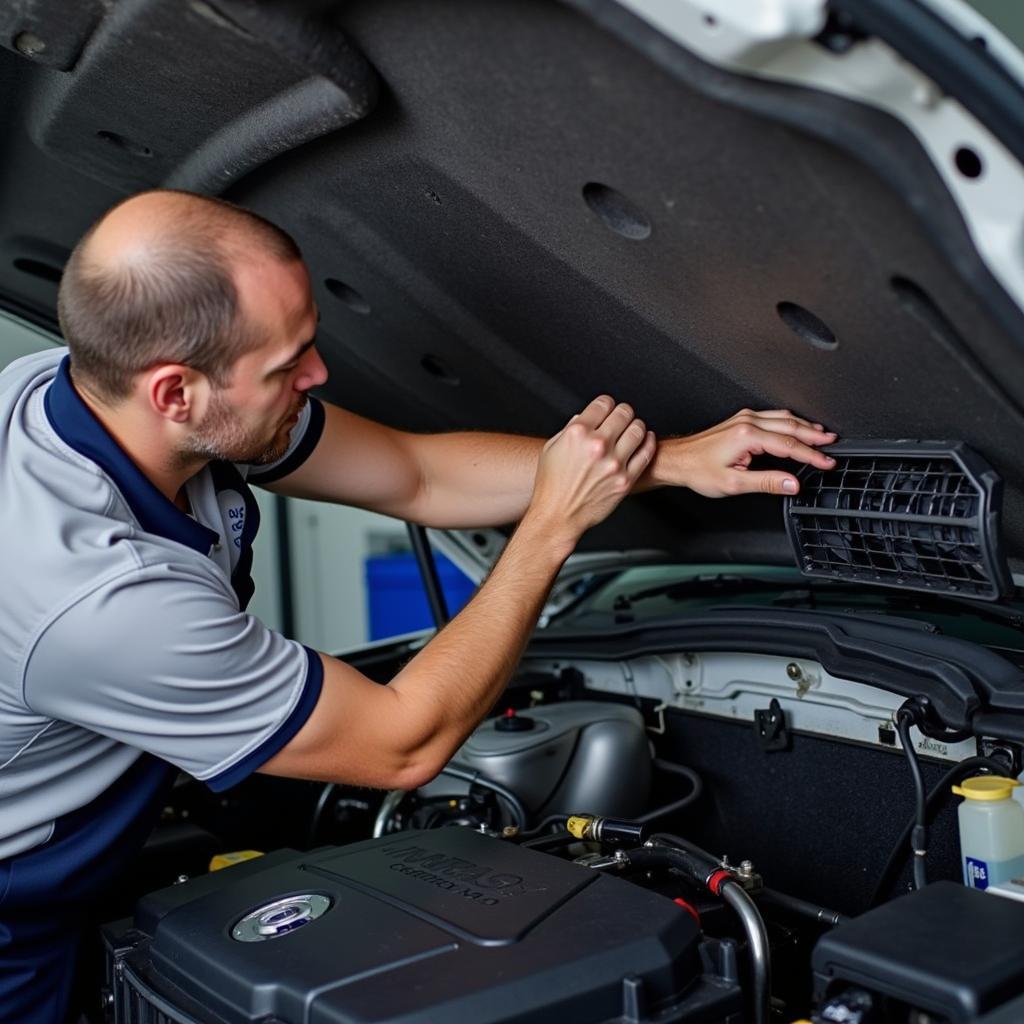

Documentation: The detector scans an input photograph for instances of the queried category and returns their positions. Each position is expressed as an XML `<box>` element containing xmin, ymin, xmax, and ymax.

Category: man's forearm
<box><xmin>387</xmin><ymin>512</ymin><xmax>571</xmax><ymax>779</ymax></box>
<box><xmin>405</xmin><ymin>431</ymin><xmax>545</xmax><ymax>528</ymax></box>
<box><xmin>259</xmin><ymin>398</ymin><xmax>658</xmax><ymax>791</ymax></box>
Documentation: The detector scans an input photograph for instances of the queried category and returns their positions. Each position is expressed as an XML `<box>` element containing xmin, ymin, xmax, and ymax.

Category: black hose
<box><xmin>636</xmin><ymin>761</ymin><xmax>703</xmax><ymax>824</ymax></box>
<box><xmin>647</xmin><ymin>831</ymin><xmax>722</xmax><ymax>870</ymax></box>
<box><xmin>441</xmin><ymin>762</ymin><xmax>528</xmax><ymax>830</ymax></box>
<box><xmin>869</xmin><ymin>754</ymin><xmax>1008</xmax><ymax>906</ymax></box>
<box><xmin>516</xmin><ymin>813</ymin><xmax>570</xmax><ymax>841</ymax></box>
<box><xmin>622</xmin><ymin>841</ymin><xmax>722</xmax><ymax>893</ymax></box>
<box><xmin>755</xmin><ymin>887</ymin><xmax>849</xmax><ymax>928</ymax></box>
<box><xmin>514</xmin><ymin>761</ymin><xmax>702</xmax><ymax>840</ymax></box>
<box><xmin>609</xmin><ymin>841</ymin><xmax>770</xmax><ymax>1024</ymax></box>
<box><xmin>895</xmin><ymin>710</ymin><xmax>929</xmax><ymax>890</ymax></box>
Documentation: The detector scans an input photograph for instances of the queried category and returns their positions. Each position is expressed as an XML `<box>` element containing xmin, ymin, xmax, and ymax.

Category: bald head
<box><xmin>58</xmin><ymin>189</ymin><xmax>302</xmax><ymax>402</ymax></box>
<box><xmin>84</xmin><ymin>190</ymin><xmax>297</xmax><ymax>274</ymax></box>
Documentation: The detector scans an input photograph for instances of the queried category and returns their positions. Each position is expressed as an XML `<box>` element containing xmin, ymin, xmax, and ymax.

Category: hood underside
<box><xmin>2</xmin><ymin>0</ymin><xmax>1023</xmax><ymax>571</ymax></box>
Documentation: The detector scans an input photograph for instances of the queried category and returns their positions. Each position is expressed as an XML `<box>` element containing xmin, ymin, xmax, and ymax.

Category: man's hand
<box><xmin>653</xmin><ymin>408</ymin><xmax>837</xmax><ymax>498</ymax></box>
<box><xmin>525</xmin><ymin>395</ymin><xmax>657</xmax><ymax>554</ymax></box>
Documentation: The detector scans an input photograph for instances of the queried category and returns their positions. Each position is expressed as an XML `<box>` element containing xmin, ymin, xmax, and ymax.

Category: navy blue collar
<box><xmin>44</xmin><ymin>356</ymin><xmax>220</xmax><ymax>555</ymax></box>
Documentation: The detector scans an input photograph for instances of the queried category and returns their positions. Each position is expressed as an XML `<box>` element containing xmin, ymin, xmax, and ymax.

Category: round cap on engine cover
<box><xmin>952</xmin><ymin>776</ymin><xmax>1021</xmax><ymax>801</ymax></box>
<box><xmin>231</xmin><ymin>894</ymin><xmax>332</xmax><ymax>942</ymax></box>
<box><xmin>495</xmin><ymin>707</ymin><xmax>535</xmax><ymax>732</ymax></box>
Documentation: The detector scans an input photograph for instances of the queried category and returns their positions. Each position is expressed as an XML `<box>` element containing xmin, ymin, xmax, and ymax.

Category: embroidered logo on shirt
<box><xmin>217</xmin><ymin>489</ymin><xmax>246</xmax><ymax>549</ymax></box>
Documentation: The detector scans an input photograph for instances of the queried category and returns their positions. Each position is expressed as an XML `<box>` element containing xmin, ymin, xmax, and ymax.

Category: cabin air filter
<box><xmin>784</xmin><ymin>441</ymin><xmax>1012</xmax><ymax>601</ymax></box>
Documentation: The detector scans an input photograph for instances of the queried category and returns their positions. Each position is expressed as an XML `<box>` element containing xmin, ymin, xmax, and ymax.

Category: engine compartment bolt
<box><xmin>738</xmin><ymin>859</ymin><xmax>755</xmax><ymax>878</ymax></box>
<box><xmin>786</xmin><ymin>663</ymin><xmax>802</xmax><ymax>681</ymax></box>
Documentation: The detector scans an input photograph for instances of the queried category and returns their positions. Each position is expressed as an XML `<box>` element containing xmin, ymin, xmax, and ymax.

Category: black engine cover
<box><xmin>105</xmin><ymin>828</ymin><xmax>741</xmax><ymax>1024</ymax></box>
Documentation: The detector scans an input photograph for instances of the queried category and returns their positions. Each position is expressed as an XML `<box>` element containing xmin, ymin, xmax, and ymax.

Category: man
<box><xmin>0</xmin><ymin>189</ymin><xmax>837</xmax><ymax>1022</ymax></box>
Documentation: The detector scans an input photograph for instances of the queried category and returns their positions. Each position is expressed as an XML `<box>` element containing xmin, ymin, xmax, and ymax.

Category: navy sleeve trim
<box><xmin>247</xmin><ymin>397</ymin><xmax>326</xmax><ymax>485</ymax></box>
<box><xmin>205</xmin><ymin>646</ymin><xmax>324</xmax><ymax>793</ymax></box>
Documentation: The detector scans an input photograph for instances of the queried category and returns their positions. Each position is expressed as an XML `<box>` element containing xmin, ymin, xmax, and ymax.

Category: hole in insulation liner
<box><xmin>14</xmin><ymin>258</ymin><xmax>62</xmax><ymax>284</ymax></box>
<box><xmin>582</xmin><ymin>183</ymin><xmax>652</xmax><ymax>240</ymax></box>
<box><xmin>954</xmin><ymin>147</ymin><xmax>983</xmax><ymax>179</ymax></box>
<box><xmin>324</xmin><ymin>278</ymin><xmax>370</xmax><ymax>314</ymax></box>
<box><xmin>776</xmin><ymin>302</ymin><xmax>838</xmax><ymax>350</ymax></box>
<box><xmin>421</xmin><ymin>354</ymin><xmax>460</xmax><ymax>386</ymax></box>
<box><xmin>96</xmin><ymin>130</ymin><xmax>153</xmax><ymax>158</ymax></box>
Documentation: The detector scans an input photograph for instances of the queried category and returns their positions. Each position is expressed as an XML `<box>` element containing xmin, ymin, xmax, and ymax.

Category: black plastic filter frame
<box><xmin>784</xmin><ymin>440</ymin><xmax>1012</xmax><ymax>601</ymax></box>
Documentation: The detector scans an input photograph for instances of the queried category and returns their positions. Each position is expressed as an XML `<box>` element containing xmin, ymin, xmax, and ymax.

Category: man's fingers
<box><xmin>573</xmin><ymin>395</ymin><xmax>616</xmax><ymax>431</ymax></box>
<box><xmin>731</xmin><ymin>471</ymin><xmax>801</xmax><ymax>496</ymax></box>
<box><xmin>596</xmin><ymin>401</ymin><xmax>636</xmax><ymax>442</ymax></box>
<box><xmin>746</xmin><ymin>417</ymin><xmax>836</xmax><ymax>446</ymax></box>
<box><xmin>626</xmin><ymin>431</ymin><xmax>658</xmax><ymax>477</ymax></box>
<box><xmin>742</xmin><ymin>408</ymin><xmax>812</xmax><ymax>423</ymax></box>
<box><xmin>729</xmin><ymin>409</ymin><xmax>831</xmax><ymax>438</ymax></box>
<box><xmin>614</xmin><ymin>416</ymin><xmax>647</xmax><ymax>461</ymax></box>
<box><xmin>745</xmin><ymin>427</ymin><xmax>836</xmax><ymax>470</ymax></box>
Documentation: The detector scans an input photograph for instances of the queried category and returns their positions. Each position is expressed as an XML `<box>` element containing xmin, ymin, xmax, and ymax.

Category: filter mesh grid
<box><xmin>785</xmin><ymin>445</ymin><xmax>1010</xmax><ymax>600</ymax></box>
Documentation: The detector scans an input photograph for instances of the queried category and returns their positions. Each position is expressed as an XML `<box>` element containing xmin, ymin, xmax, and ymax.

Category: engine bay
<box><xmin>103</xmin><ymin>645</ymin><xmax>1024</xmax><ymax>1024</ymax></box>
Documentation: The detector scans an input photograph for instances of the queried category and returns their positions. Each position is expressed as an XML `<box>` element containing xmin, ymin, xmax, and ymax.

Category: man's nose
<box><xmin>296</xmin><ymin>346</ymin><xmax>328</xmax><ymax>391</ymax></box>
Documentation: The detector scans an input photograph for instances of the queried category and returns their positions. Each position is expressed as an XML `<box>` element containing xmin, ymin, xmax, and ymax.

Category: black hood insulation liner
<box><xmin>785</xmin><ymin>441</ymin><xmax>1012</xmax><ymax>601</ymax></box>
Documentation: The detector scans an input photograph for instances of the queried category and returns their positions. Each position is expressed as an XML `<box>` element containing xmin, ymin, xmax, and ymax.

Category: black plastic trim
<box><xmin>970</xmin><ymin>711</ymin><xmax>1024</xmax><ymax>745</ymax></box>
<box><xmin>784</xmin><ymin>439</ymin><xmax>1012</xmax><ymax>601</ymax></box>
<box><xmin>527</xmin><ymin>609</ymin><xmax>1024</xmax><ymax>731</ymax></box>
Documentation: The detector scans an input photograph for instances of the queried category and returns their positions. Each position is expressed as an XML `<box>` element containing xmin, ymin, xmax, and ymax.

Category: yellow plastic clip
<box><xmin>209</xmin><ymin>850</ymin><xmax>264</xmax><ymax>872</ymax></box>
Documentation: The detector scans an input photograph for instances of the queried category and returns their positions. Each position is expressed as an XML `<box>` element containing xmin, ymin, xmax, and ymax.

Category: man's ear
<box><xmin>147</xmin><ymin>364</ymin><xmax>208</xmax><ymax>423</ymax></box>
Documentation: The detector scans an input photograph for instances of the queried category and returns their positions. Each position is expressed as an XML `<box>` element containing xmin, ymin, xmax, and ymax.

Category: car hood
<box><xmin>1</xmin><ymin>0</ymin><xmax>1023</xmax><ymax>575</ymax></box>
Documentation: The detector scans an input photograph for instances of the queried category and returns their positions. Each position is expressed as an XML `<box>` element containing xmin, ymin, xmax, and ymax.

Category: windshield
<box><xmin>546</xmin><ymin>562</ymin><xmax>1024</xmax><ymax>653</ymax></box>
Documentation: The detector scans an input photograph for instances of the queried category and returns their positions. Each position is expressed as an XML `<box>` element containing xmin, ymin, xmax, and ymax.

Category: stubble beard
<box><xmin>180</xmin><ymin>390</ymin><xmax>299</xmax><ymax>467</ymax></box>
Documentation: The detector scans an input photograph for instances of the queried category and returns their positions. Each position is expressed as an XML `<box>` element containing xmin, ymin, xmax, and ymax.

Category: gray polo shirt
<box><xmin>0</xmin><ymin>348</ymin><xmax>327</xmax><ymax>863</ymax></box>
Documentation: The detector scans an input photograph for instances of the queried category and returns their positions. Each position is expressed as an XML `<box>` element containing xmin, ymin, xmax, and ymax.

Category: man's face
<box><xmin>184</xmin><ymin>255</ymin><xmax>328</xmax><ymax>465</ymax></box>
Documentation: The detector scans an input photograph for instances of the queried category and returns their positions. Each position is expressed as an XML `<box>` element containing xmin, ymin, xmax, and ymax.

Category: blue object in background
<box><xmin>365</xmin><ymin>552</ymin><xmax>476</xmax><ymax>639</ymax></box>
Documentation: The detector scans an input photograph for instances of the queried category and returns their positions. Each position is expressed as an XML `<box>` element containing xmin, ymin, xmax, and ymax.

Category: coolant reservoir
<box><xmin>454</xmin><ymin>702</ymin><xmax>651</xmax><ymax>819</ymax></box>
<box><xmin>953</xmin><ymin>776</ymin><xmax>1024</xmax><ymax>890</ymax></box>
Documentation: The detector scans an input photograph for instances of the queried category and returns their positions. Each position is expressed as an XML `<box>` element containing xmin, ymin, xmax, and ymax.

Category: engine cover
<box><xmin>105</xmin><ymin>828</ymin><xmax>741</xmax><ymax>1024</ymax></box>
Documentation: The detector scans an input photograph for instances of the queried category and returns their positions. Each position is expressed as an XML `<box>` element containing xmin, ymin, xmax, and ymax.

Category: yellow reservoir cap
<box><xmin>952</xmin><ymin>776</ymin><xmax>1021</xmax><ymax>801</ymax></box>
